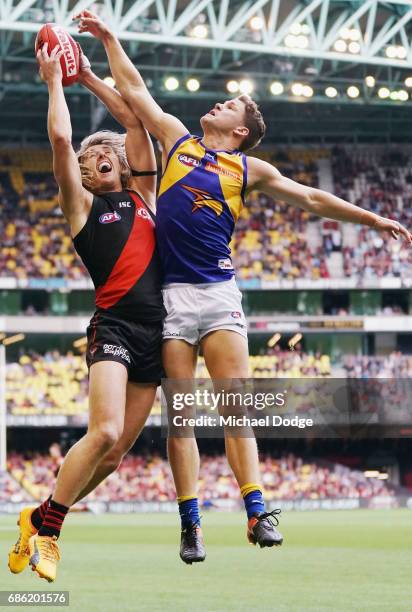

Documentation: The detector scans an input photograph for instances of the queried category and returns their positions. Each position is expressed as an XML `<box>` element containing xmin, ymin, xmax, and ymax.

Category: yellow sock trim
<box><xmin>240</xmin><ymin>483</ymin><xmax>263</xmax><ymax>498</ymax></box>
<box><xmin>177</xmin><ymin>495</ymin><xmax>197</xmax><ymax>504</ymax></box>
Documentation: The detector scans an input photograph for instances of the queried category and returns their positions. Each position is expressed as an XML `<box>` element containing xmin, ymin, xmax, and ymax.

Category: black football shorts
<box><xmin>86</xmin><ymin>310</ymin><xmax>164</xmax><ymax>384</ymax></box>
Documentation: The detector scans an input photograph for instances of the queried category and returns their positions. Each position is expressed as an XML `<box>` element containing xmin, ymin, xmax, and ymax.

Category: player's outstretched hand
<box><xmin>36</xmin><ymin>43</ymin><xmax>63</xmax><ymax>84</ymax></box>
<box><xmin>373</xmin><ymin>216</ymin><xmax>412</xmax><ymax>244</ymax></box>
<box><xmin>73</xmin><ymin>9</ymin><xmax>111</xmax><ymax>40</ymax></box>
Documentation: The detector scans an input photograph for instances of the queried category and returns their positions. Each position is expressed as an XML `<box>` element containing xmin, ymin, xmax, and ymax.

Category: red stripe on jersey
<box><xmin>95</xmin><ymin>192</ymin><xmax>155</xmax><ymax>309</ymax></box>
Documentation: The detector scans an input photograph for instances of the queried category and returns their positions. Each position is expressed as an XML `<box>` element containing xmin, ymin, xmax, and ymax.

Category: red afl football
<box><xmin>35</xmin><ymin>23</ymin><xmax>80</xmax><ymax>86</ymax></box>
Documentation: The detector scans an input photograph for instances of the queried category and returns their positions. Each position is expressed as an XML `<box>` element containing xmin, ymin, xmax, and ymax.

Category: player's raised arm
<box><xmin>247</xmin><ymin>156</ymin><xmax>412</xmax><ymax>244</ymax></box>
<box><xmin>76</xmin><ymin>49</ymin><xmax>157</xmax><ymax>209</ymax></box>
<box><xmin>74</xmin><ymin>10</ymin><xmax>188</xmax><ymax>157</ymax></box>
<box><xmin>37</xmin><ymin>43</ymin><xmax>92</xmax><ymax>237</ymax></box>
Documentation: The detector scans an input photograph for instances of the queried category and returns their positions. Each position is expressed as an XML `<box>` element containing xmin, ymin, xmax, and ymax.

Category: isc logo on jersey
<box><xmin>99</xmin><ymin>212</ymin><xmax>121</xmax><ymax>224</ymax></box>
<box><xmin>178</xmin><ymin>154</ymin><xmax>201</xmax><ymax>168</ymax></box>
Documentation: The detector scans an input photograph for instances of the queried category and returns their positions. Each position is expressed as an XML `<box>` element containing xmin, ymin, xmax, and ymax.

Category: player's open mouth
<box><xmin>97</xmin><ymin>161</ymin><xmax>112</xmax><ymax>174</ymax></box>
<box><xmin>208</xmin><ymin>109</ymin><xmax>216</xmax><ymax>116</ymax></box>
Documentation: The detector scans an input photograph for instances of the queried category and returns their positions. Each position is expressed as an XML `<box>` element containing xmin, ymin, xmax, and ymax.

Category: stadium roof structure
<box><xmin>1</xmin><ymin>0</ymin><xmax>412</xmax><ymax>142</ymax></box>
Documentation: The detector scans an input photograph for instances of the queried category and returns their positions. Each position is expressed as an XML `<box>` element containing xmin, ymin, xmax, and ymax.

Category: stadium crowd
<box><xmin>6</xmin><ymin>351</ymin><xmax>89</xmax><ymax>418</ymax></box>
<box><xmin>233</xmin><ymin>154</ymin><xmax>331</xmax><ymax>281</ymax></box>
<box><xmin>332</xmin><ymin>146</ymin><xmax>412</xmax><ymax>281</ymax></box>
<box><xmin>7</xmin><ymin>450</ymin><xmax>394</xmax><ymax>503</ymax></box>
<box><xmin>8</xmin><ymin>349</ymin><xmax>412</xmax><ymax>427</ymax></box>
<box><xmin>6</xmin><ymin>349</ymin><xmax>332</xmax><ymax>420</ymax></box>
<box><xmin>0</xmin><ymin>150</ymin><xmax>332</xmax><ymax>283</ymax></box>
<box><xmin>0</xmin><ymin>173</ymin><xmax>85</xmax><ymax>280</ymax></box>
<box><xmin>0</xmin><ymin>470</ymin><xmax>32</xmax><ymax>503</ymax></box>
<box><xmin>8</xmin><ymin>349</ymin><xmax>412</xmax><ymax>424</ymax></box>
<box><xmin>3</xmin><ymin>146</ymin><xmax>412</xmax><ymax>283</ymax></box>
<box><xmin>233</xmin><ymin>194</ymin><xmax>329</xmax><ymax>283</ymax></box>
<box><xmin>342</xmin><ymin>351</ymin><xmax>412</xmax><ymax>377</ymax></box>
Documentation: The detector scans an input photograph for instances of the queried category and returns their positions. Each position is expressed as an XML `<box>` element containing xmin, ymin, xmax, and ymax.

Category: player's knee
<box><xmin>90</xmin><ymin>423</ymin><xmax>122</xmax><ymax>453</ymax></box>
<box><xmin>101</xmin><ymin>452</ymin><xmax>123</xmax><ymax>475</ymax></box>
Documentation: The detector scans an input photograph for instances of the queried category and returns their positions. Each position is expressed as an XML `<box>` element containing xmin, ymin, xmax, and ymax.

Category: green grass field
<box><xmin>0</xmin><ymin>510</ymin><xmax>411</xmax><ymax>612</ymax></box>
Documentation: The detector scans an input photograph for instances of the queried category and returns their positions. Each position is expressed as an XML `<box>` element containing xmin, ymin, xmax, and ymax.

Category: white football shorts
<box><xmin>162</xmin><ymin>277</ymin><xmax>248</xmax><ymax>345</ymax></box>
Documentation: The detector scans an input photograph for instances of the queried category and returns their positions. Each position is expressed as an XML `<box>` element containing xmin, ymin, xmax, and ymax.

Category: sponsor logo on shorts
<box><xmin>231</xmin><ymin>311</ymin><xmax>242</xmax><ymax>319</ymax></box>
<box><xmin>164</xmin><ymin>330</ymin><xmax>181</xmax><ymax>337</ymax></box>
<box><xmin>178</xmin><ymin>154</ymin><xmax>201</xmax><ymax>168</ymax></box>
<box><xmin>52</xmin><ymin>26</ymin><xmax>77</xmax><ymax>77</ymax></box>
<box><xmin>103</xmin><ymin>344</ymin><xmax>131</xmax><ymax>363</ymax></box>
<box><xmin>99</xmin><ymin>212</ymin><xmax>121</xmax><ymax>224</ymax></box>
<box><xmin>136</xmin><ymin>208</ymin><xmax>151</xmax><ymax>221</ymax></box>
<box><xmin>218</xmin><ymin>258</ymin><xmax>234</xmax><ymax>270</ymax></box>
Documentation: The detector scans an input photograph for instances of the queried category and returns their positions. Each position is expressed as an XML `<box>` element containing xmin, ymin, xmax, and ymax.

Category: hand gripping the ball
<box><xmin>37</xmin><ymin>43</ymin><xmax>64</xmax><ymax>84</ymax></box>
<box><xmin>35</xmin><ymin>23</ymin><xmax>80</xmax><ymax>86</ymax></box>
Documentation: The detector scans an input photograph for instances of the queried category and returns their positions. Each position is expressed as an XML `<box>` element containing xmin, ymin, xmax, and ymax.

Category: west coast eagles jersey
<box><xmin>156</xmin><ymin>134</ymin><xmax>248</xmax><ymax>284</ymax></box>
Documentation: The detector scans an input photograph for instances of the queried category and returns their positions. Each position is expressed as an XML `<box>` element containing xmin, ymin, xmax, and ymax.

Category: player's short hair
<box><xmin>76</xmin><ymin>130</ymin><xmax>131</xmax><ymax>189</ymax></box>
<box><xmin>238</xmin><ymin>95</ymin><xmax>266</xmax><ymax>152</ymax></box>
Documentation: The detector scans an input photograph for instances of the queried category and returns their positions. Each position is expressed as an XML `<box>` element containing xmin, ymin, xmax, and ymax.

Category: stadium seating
<box><xmin>7</xmin><ymin>450</ymin><xmax>395</xmax><ymax>503</ymax></box>
<box><xmin>2</xmin><ymin>145</ymin><xmax>411</xmax><ymax>283</ymax></box>
<box><xmin>6</xmin><ymin>350</ymin><xmax>332</xmax><ymax>419</ymax></box>
<box><xmin>6</xmin><ymin>352</ymin><xmax>89</xmax><ymax>417</ymax></box>
<box><xmin>332</xmin><ymin>146</ymin><xmax>412</xmax><ymax>281</ymax></box>
<box><xmin>0</xmin><ymin>468</ymin><xmax>32</xmax><ymax>503</ymax></box>
<box><xmin>0</xmin><ymin>147</ymin><xmax>332</xmax><ymax>282</ymax></box>
<box><xmin>342</xmin><ymin>352</ymin><xmax>412</xmax><ymax>376</ymax></box>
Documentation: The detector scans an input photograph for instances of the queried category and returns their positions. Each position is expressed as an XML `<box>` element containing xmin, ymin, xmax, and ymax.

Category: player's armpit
<box><xmin>125</xmin><ymin>126</ymin><xmax>157</xmax><ymax>210</ymax></box>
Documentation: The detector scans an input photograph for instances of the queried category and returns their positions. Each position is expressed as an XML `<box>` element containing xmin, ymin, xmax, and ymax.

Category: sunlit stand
<box><xmin>0</xmin><ymin>333</ymin><xmax>25</xmax><ymax>474</ymax></box>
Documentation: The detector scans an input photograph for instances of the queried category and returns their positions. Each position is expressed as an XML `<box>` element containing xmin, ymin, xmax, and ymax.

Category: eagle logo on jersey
<box><xmin>182</xmin><ymin>184</ymin><xmax>223</xmax><ymax>216</ymax></box>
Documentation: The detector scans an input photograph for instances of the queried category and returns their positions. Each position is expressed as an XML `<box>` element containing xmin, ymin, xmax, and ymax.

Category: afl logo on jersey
<box><xmin>178</xmin><ymin>154</ymin><xmax>201</xmax><ymax>168</ymax></box>
<box><xmin>99</xmin><ymin>212</ymin><xmax>121</xmax><ymax>224</ymax></box>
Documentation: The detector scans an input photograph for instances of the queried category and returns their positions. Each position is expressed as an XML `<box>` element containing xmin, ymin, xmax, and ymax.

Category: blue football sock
<box><xmin>243</xmin><ymin>489</ymin><xmax>265</xmax><ymax>519</ymax></box>
<box><xmin>178</xmin><ymin>497</ymin><xmax>200</xmax><ymax>529</ymax></box>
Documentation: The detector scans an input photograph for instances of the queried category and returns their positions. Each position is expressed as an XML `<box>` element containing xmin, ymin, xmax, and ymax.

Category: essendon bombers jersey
<box><xmin>73</xmin><ymin>190</ymin><xmax>164</xmax><ymax>323</ymax></box>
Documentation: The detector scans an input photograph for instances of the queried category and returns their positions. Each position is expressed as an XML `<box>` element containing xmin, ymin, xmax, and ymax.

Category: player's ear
<box><xmin>234</xmin><ymin>126</ymin><xmax>249</xmax><ymax>138</ymax></box>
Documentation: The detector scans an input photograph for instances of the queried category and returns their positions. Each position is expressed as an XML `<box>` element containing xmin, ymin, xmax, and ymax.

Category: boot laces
<box><xmin>38</xmin><ymin>537</ymin><xmax>60</xmax><ymax>562</ymax></box>
<box><xmin>182</xmin><ymin>519</ymin><xmax>201</xmax><ymax>546</ymax></box>
<box><xmin>256</xmin><ymin>509</ymin><xmax>281</xmax><ymax>527</ymax></box>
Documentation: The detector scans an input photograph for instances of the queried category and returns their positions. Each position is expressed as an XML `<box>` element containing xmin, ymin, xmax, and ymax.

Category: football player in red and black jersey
<box><xmin>8</xmin><ymin>44</ymin><xmax>163</xmax><ymax>582</ymax></box>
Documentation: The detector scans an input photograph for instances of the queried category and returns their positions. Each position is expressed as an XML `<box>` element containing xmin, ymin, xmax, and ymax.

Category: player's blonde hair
<box><xmin>76</xmin><ymin>130</ymin><xmax>131</xmax><ymax>190</ymax></box>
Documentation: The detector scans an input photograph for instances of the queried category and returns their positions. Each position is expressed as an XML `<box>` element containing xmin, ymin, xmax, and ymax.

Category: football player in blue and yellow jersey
<box><xmin>77</xmin><ymin>11</ymin><xmax>412</xmax><ymax>564</ymax></box>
